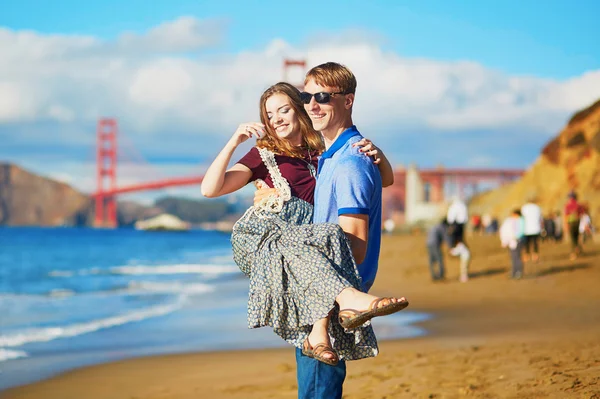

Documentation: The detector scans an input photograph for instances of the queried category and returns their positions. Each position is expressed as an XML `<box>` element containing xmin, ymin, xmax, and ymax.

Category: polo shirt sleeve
<box><xmin>334</xmin><ymin>156</ymin><xmax>376</xmax><ymax>216</ymax></box>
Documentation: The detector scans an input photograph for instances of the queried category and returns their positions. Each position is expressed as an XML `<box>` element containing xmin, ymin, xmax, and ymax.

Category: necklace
<box><xmin>302</xmin><ymin>148</ymin><xmax>317</xmax><ymax>178</ymax></box>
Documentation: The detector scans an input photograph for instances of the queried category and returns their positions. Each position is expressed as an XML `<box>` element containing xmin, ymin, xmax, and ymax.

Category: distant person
<box><xmin>579</xmin><ymin>204</ymin><xmax>593</xmax><ymax>244</ymax></box>
<box><xmin>471</xmin><ymin>214</ymin><xmax>482</xmax><ymax>235</ymax></box>
<box><xmin>542</xmin><ymin>213</ymin><xmax>556</xmax><ymax>242</ymax></box>
<box><xmin>201</xmin><ymin>82</ymin><xmax>408</xmax><ymax>373</ymax></box>
<box><xmin>447</xmin><ymin>197</ymin><xmax>468</xmax><ymax>247</ymax></box>
<box><xmin>482</xmin><ymin>213</ymin><xmax>492</xmax><ymax>235</ymax></box>
<box><xmin>500</xmin><ymin>209</ymin><xmax>525</xmax><ymax>279</ymax></box>
<box><xmin>426</xmin><ymin>218</ymin><xmax>449</xmax><ymax>281</ymax></box>
<box><xmin>564</xmin><ymin>191</ymin><xmax>583</xmax><ymax>260</ymax></box>
<box><xmin>449</xmin><ymin>239</ymin><xmax>471</xmax><ymax>283</ymax></box>
<box><xmin>553</xmin><ymin>211</ymin><xmax>563</xmax><ymax>241</ymax></box>
<box><xmin>487</xmin><ymin>217</ymin><xmax>499</xmax><ymax>234</ymax></box>
<box><xmin>521</xmin><ymin>199</ymin><xmax>543</xmax><ymax>262</ymax></box>
<box><xmin>383</xmin><ymin>218</ymin><xmax>396</xmax><ymax>235</ymax></box>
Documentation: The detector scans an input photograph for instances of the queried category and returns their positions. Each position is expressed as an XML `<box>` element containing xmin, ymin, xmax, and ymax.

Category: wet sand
<box><xmin>2</xmin><ymin>233</ymin><xmax>599</xmax><ymax>399</ymax></box>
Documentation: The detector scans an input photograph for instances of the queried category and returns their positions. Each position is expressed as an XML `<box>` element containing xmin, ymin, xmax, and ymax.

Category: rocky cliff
<box><xmin>469</xmin><ymin>98</ymin><xmax>600</xmax><ymax>221</ymax></box>
<box><xmin>0</xmin><ymin>163</ymin><xmax>241</xmax><ymax>227</ymax></box>
<box><xmin>0</xmin><ymin>163</ymin><xmax>92</xmax><ymax>226</ymax></box>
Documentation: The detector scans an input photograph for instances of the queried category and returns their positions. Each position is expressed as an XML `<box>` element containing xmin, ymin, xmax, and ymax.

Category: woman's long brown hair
<box><xmin>257</xmin><ymin>82</ymin><xmax>324</xmax><ymax>157</ymax></box>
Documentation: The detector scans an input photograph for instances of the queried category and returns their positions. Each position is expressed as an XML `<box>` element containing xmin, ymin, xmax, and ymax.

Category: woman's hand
<box><xmin>353</xmin><ymin>138</ymin><xmax>382</xmax><ymax>164</ymax></box>
<box><xmin>229</xmin><ymin>122</ymin><xmax>266</xmax><ymax>147</ymax></box>
<box><xmin>353</xmin><ymin>138</ymin><xmax>395</xmax><ymax>187</ymax></box>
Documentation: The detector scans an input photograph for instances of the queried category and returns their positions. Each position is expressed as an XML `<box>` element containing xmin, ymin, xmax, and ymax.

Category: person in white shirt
<box><xmin>449</xmin><ymin>241</ymin><xmax>471</xmax><ymax>283</ymax></box>
<box><xmin>446</xmin><ymin>197</ymin><xmax>468</xmax><ymax>247</ymax></box>
<box><xmin>500</xmin><ymin>209</ymin><xmax>525</xmax><ymax>279</ymax></box>
<box><xmin>579</xmin><ymin>204</ymin><xmax>593</xmax><ymax>243</ymax></box>
<box><xmin>521</xmin><ymin>200</ymin><xmax>543</xmax><ymax>262</ymax></box>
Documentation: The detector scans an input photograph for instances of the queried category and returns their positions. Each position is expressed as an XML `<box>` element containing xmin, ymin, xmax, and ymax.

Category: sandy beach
<box><xmin>2</xmin><ymin>233</ymin><xmax>599</xmax><ymax>399</ymax></box>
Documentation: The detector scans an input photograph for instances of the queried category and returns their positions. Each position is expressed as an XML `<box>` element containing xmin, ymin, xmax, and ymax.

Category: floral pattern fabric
<box><xmin>230</xmin><ymin>148</ymin><xmax>378</xmax><ymax>361</ymax></box>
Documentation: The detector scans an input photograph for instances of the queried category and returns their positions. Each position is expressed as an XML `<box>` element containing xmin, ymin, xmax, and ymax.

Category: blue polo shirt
<box><xmin>313</xmin><ymin>125</ymin><xmax>382</xmax><ymax>292</ymax></box>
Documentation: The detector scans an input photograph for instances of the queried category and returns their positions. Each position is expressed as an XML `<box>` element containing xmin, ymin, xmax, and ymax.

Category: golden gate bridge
<box><xmin>92</xmin><ymin>60</ymin><xmax>525</xmax><ymax>228</ymax></box>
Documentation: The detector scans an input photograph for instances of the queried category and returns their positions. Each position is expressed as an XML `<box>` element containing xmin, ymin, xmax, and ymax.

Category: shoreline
<box><xmin>2</xmin><ymin>234</ymin><xmax>600</xmax><ymax>398</ymax></box>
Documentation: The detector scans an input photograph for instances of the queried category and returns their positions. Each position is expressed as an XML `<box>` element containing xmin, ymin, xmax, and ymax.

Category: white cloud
<box><xmin>2</xmin><ymin>20</ymin><xmax>598</xmax><ymax>135</ymax></box>
<box><xmin>117</xmin><ymin>16</ymin><xmax>225</xmax><ymax>54</ymax></box>
<box><xmin>1</xmin><ymin>19</ymin><xmax>599</xmax><ymax>195</ymax></box>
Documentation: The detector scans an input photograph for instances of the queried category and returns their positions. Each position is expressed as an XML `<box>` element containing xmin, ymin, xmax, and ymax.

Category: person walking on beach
<box><xmin>521</xmin><ymin>199</ymin><xmax>543</xmax><ymax>262</ymax></box>
<box><xmin>201</xmin><ymin>81</ymin><xmax>408</xmax><ymax>380</ymax></box>
<box><xmin>449</xmin><ymin>239</ymin><xmax>471</xmax><ymax>283</ymax></box>
<box><xmin>579</xmin><ymin>203</ymin><xmax>594</xmax><ymax>244</ymax></box>
<box><xmin>553</xmin><ymin>210</ymin><xmax>563</xmax><ymax>241</ymax></box>
<box><xmin>564</xmin><ymin>191</ymin><xmax>583</xmax><ymax>260</ymax></box>
<box><xmin>500</xmin><ymin>209</ymin><xmax>525</xmax><ymax>279</ymax></box>
<box><xmin>426</xmin><ymin>218</ymin><xmax>449</xmax><ymax>281</ymax></box>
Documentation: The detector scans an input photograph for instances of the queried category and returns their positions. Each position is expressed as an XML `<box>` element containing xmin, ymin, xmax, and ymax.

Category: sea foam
<box><xmin>0</xmin><ymin>296</ymin><xmax>185</xmax><ymax>348</ymax></box>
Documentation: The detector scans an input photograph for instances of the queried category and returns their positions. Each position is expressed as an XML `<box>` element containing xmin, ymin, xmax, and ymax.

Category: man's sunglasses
<box><xmin>300</xmin><ymin>91</ymin><xmax>347</xmax><ymax>104</ymax></box>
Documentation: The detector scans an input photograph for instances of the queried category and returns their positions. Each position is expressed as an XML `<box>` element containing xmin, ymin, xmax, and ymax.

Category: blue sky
<box><xmin>1</xmin><ymin>1</ymin><xmax>599</xmax><ymax>201</ymax></box>
<box><xmin>4</xmin><ymin>0</ymin><xmax>598</xmax><ymax>78</ymax></box>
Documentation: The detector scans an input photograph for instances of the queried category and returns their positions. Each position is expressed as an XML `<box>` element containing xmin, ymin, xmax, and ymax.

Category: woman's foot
<box><xmin>336</xmin><ymin>288</ymin><xmax>408</xmax><ymax>329</ymax></box>
<box><xmin>303</xmin><ymin>319</ymin><xmax>338</xmax><ymax>366</ymax></box>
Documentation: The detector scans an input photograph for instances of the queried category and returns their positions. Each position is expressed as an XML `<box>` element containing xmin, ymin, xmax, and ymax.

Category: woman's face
<box><xmin>265</xmin><ymin>93</ymin><xmax>302</xmax><ymax>145</ymax></box>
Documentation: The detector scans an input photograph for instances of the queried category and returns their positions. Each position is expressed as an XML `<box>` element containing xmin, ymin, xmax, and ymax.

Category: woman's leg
<box><xmin>335</xmin><ymin>288</ymin><xmax>406</xmax><ymax>315</ymax></box>
<box><xmin>306</xmin><ymin>317</ymin><xmax>337</xmax><ymax>363</ymax></box>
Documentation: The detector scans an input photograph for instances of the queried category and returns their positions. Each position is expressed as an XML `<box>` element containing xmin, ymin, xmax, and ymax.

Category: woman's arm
<box><xmin>201</xmin><ymin>122</ymin><xmax>264</xmax><ymax>198</ymax></box>
<box><xmin>353</xmin><ymin>139</ymin><xmax>395</xmax><ymax>187</ymax></box>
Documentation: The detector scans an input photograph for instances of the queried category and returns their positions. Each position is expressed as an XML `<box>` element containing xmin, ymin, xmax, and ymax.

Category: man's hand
<box><xmin>253</xmin><ymin>180</ymin><xmax>278</xmax><ymax>206</ymax></box>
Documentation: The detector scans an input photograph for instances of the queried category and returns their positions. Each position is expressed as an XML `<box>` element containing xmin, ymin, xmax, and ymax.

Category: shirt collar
<box><xmin>320</xmin><ymin>125</ymin><xmax>360</xmax><ymax>160</ymax></box>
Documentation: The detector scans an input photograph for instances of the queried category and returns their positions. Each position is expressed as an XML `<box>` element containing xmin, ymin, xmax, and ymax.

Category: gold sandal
<box><xmin>302</xmin><ymin>338</ymin><xmax>339</xmax><ymax>366</ymax></box>
<box><xmin>339</xmin><ymin>297</ymin><xmax>409</xmax><ymax>329</ymax></box>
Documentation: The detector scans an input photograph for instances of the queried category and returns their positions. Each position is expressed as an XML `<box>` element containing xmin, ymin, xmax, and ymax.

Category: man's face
<box><xmin>303</xmin><ymin>79</ymin><xmax>351</xmax><ymax>134</ymax></box>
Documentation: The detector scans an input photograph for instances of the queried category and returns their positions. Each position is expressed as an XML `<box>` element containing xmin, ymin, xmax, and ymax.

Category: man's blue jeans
<box><xmin>427</xmin><ymin>244</ymin><xmax>445</xmax><ymax>280</ymax></box>
<box><xmin>296</xmin><ymin>347</ymin><xmax>346</xmax><ymax>399</ymax></box>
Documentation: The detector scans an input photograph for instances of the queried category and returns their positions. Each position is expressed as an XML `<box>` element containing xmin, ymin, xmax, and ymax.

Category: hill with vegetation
<box><xmin>0</xmin><ymin>163</ymin><xmax>242</xmax><ymax>227</ymax></box>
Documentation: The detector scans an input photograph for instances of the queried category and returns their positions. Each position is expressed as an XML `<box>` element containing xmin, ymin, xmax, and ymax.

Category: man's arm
<box><xmin>338</xmin><ymin>214</ymin><xmax>369</xmax><ymax>264</ymax></box>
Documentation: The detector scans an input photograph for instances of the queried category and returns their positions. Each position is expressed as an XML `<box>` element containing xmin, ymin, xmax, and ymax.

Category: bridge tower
<box><xmin>95</xmin><ymin>118</ymin><xmax>118</xmax><ymax>228</ymax></box>
<box><xmin>283</xmin><ymin>59</ymin><xmax>306</xmax><ymax>90</ymax></box>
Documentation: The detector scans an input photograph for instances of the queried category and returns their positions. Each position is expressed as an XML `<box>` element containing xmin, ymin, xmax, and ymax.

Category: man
<box><xmin>426</xmin><ymin>218</ymin><xmax>449</xmax><ymax>281</ymax></box>
<box><xmin>521</xmin><ymin>198</ymin><xmax>543</xmax><ymax>262</ymax></box>
<box><xmin>253</xmin><ymin>62</ymin><xmax>405</xmax><ymax>398</ymax></box>
<box><xmin>500</xmin><ymin>209</ymin><xmax>525</xmax><ymax>279</ymax></box>
<box><xmin>296</xmin><ymin>62</ymin><xmax>404</xmax><ymax>398</ymax></box>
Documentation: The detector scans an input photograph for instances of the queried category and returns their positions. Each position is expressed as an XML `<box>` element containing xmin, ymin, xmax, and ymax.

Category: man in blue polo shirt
<box><xmin>297</xmin><ymin>62</ymin><xmax>406</xmax><ymax>399</ymax></box>
<box><xmin>312</xmin><ymin>124</ymin><xmax>381</xmax><ymax>291</ymax></box>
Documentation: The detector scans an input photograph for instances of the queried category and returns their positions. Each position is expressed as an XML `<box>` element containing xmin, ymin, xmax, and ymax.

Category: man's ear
<box><xmin>345</xmin><ymin>93</ymin><xmax>355</xmax><ymax>109</ymax></box>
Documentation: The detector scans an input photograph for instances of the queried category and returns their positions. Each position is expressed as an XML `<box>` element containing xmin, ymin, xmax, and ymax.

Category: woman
<box><xmin>201</xmin><ymin>82</ymin><xmax>407</xmax><ymax>365</ymax></box>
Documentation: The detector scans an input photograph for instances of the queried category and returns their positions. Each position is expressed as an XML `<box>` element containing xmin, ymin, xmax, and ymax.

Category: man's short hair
<box><xmin>304</xmin><ymin>62</ymin><xmax>357</xmax><ymax>94</ymax></box>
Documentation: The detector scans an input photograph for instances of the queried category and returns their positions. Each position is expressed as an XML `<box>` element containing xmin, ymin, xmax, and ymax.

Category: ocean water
<box><xmin>0</xmin><ymin>227</ymin><xmax>429</xmax><ymax>391</ymax></box>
